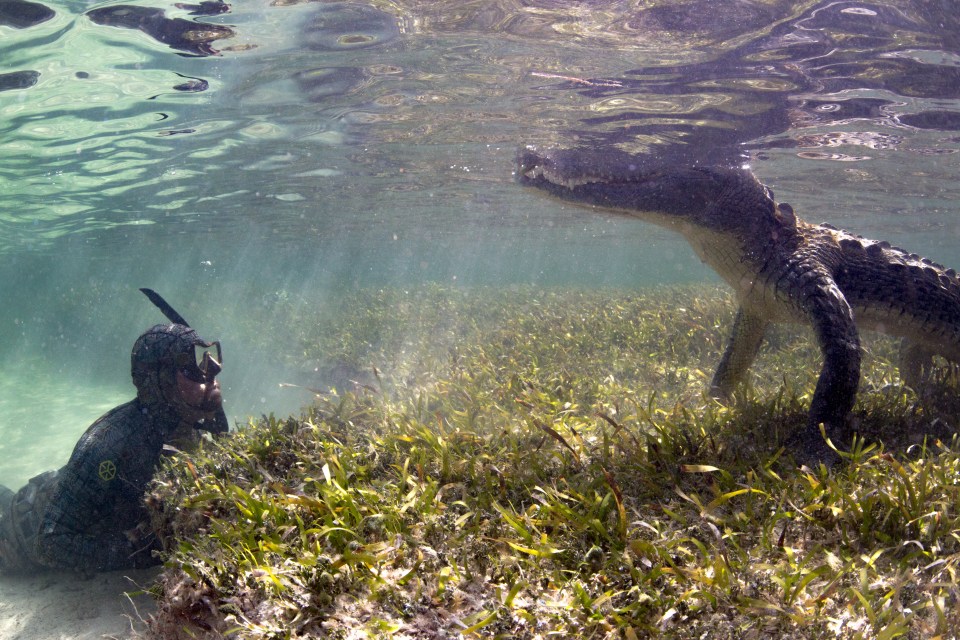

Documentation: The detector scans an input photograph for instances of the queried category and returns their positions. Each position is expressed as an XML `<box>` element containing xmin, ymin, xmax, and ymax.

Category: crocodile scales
<box><xmin>517</xmin><ymin>146</ymin><xmax>960</xmax><ymax>463</ymax></box>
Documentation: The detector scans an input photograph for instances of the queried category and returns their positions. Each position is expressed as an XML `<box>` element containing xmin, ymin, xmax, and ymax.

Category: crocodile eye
<box><xmin>776</xmin><ymin>203</ymin><xmax>796</xmax><ymax>226</ymax></box>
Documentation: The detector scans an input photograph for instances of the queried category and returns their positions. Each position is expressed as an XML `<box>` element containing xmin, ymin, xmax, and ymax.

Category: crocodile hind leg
<box><xmin>710</xmin><ymin>306</ymin><xmax>768</xmax><ymax>399</ymax></box>
<box><xmin>898</xmin><ymin>339</ymin><xmax>936</xmax><ymax>391</ymax></box>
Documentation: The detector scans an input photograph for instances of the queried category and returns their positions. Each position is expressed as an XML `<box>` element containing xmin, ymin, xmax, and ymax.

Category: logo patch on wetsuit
<box><xmin>98</xmin><ymin>460</ymin><xmax>117</xmax><ymax>482</ymax></box>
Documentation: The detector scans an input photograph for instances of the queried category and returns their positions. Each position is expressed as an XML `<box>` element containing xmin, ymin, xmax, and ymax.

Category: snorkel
<box><xmin>139</xmin><ymin>288</ymin><xmax>229</xmax><ymax>434</ymax></box>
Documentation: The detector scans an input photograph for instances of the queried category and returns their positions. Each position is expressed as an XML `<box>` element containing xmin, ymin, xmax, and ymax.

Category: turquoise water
<box><xmin>1</xmin><ymin>0</ymin><xmax>959</xmax><ymax>493</ymax></box>
<box><xmin>2</xmin><ymin>1</ymin><xmax>960</xmax><ymax>636</ymax></box>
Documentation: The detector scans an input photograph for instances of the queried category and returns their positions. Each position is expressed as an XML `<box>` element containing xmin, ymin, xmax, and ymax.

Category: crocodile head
<box><xmin>516</xmin><ymin>146</ymin><xmax>789</xmax><ymax>237</ymax></box>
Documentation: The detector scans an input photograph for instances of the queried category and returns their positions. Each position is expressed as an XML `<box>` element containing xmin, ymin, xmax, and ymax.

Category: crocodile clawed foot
<box><xmin>708</xmin><ymin>384</ymin><xmax>733</xmax><ymax>406</ymax></box>
<box><xmin>787</xmin><ymin>424</ymin><xmax>844</xmax><ymax>470</ymax></box>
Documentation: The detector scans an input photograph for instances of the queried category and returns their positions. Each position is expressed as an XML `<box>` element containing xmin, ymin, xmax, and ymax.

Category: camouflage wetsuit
<box><xmin>0</xmin><ymin>323</ymin><xmax>226</xmax><ymax>573</ymax></box>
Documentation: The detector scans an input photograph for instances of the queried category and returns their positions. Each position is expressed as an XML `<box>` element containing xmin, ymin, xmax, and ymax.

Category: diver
<box><xmin>0</xmin><ymin>289</ymin><xmax>228</xmax><ymax>574</ymax></box>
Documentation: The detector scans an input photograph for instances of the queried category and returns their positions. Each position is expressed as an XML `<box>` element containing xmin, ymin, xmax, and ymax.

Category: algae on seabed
<box><xmin>145</xmin><ymin>285</ymin><xmax>960</xmax><ymax>639</ymax></box>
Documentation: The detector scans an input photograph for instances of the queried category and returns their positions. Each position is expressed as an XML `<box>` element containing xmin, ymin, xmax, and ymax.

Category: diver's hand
<box><xmin>123</xmin><ymin>521</ymin><xmax>153</xmax><ymax>544</ymax></box>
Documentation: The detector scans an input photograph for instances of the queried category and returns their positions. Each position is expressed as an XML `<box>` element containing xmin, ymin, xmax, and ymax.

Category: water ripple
<box><xmin>0</xmin><ymin>0</ymin><xmax>959</xmax><ymax>250</ymax></box>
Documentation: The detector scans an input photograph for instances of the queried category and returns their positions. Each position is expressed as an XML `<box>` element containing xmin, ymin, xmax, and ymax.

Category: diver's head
<box><xmin>131</xmin><ymin>323</ymin><xmax>223</xmax><ymax>426</ymax></box>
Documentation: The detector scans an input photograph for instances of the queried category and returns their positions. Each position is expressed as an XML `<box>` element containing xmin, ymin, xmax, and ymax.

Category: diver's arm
<box><xmin>36</xmin><ymin>465</ymin><xmax>159</xmax><ymax>572</ymax></box>
<box><xmin>35</xmin><ymin>404</ymin><xmax>162</xmax><ymax>571</ymax></box>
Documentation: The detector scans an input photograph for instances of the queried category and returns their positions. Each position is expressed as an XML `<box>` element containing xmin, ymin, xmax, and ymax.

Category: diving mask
<box><xmin>175</xmin><ymin>340</ymin><xmax>222</xmax><ymax>383</ymax></box>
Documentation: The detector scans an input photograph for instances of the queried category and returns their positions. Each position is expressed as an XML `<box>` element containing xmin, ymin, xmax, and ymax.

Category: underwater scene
<box><xmin>2</xmin><ymin>0</ymin><xmax>960</xmax><ymax>637</ymax></box>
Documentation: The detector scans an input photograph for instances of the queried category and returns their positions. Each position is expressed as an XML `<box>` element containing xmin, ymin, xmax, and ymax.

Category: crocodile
<box><xmin>516</xmin><ymin>145</ymin><xmax>960</xmax><ymax>464</ymax></box>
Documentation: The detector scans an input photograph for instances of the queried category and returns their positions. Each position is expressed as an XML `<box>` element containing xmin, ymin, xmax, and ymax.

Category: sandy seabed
<box><xmin>0</xmin><ymin>567</ymin><xmax>159</xmax><ymax>640</ymax></box>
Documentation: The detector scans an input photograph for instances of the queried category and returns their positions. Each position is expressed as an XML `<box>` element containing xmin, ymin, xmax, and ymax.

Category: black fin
<box><xmin>140</xmin><ymin>288</ymin><xmax>190</xmax><ymax>327</ymax></box>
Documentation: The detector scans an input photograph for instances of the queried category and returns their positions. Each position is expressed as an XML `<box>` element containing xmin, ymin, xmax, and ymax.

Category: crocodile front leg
<box><xmin>796</xmin><ymin>275</ymin><xmax>862</xmax><ymax>463</ymax></box>
<box><xmin>710</xmin><ymin>307</ymin><xmax>768</xmax><ymax>399</ymax></box>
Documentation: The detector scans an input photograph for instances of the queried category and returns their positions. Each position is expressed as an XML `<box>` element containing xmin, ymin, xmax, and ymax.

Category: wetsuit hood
<box><xmin>131</xmin><ymin>323</ymin><xmax>227</xmax><ymax>433</ymax></box>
